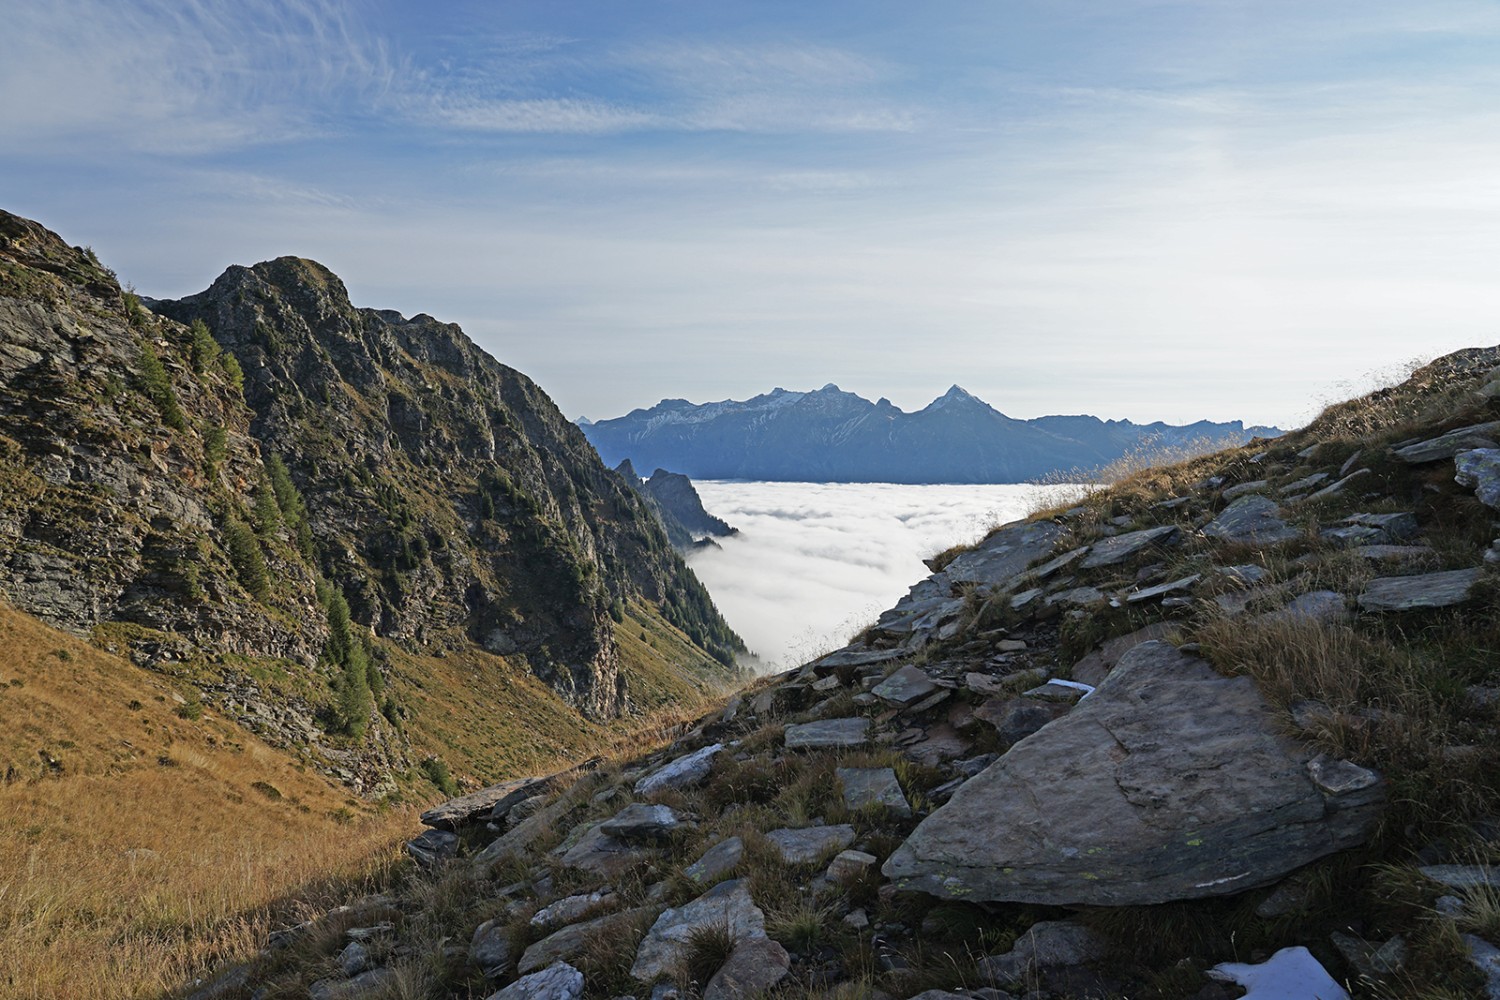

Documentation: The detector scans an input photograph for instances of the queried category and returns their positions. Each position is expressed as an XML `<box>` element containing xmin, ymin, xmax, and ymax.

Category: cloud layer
<box><xmin>685</xmin><ymin>481</ymin><xmax>1060</xmax><ymax>671</ymax></box>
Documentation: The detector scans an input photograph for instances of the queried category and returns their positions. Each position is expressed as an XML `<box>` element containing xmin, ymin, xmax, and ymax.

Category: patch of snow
<box><xmin>1209</xmin><ymin>946</ymin><xmax>1349</xmax><ymax>1000</ymax></box>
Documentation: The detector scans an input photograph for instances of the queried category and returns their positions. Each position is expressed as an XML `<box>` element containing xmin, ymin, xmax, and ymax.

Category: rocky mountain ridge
<box><xmin>582</xmin><ymin>384</ymin><xmax>1282</xmax><ymax>484</ymax></box>
<box><xmin>194</xmin><ymin>348</ymin><xmax>1500</xmax><ymax>998</ymax></box>
<box><xmin>615</xmin><ymin>461</ymin><xmax>737</xmax><ymax>551</ymax></box>
<box><xmin>0</xmin><ymin>209</ymin><xmax>742</xmax><ymax>791</ymax></box>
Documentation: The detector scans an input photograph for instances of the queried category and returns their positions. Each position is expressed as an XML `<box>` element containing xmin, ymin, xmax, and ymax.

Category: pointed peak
<box><xmin>943</xmin><ymin>384</ymin><xmax>975</xmax><ymax>400</ymax></box>
<box><xmin>817</xmin><ymin>382</ymin><xmax>841</xmax><ymax>393</ymax></box>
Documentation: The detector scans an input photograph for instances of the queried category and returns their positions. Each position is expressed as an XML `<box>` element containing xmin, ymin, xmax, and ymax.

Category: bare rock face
<box><xmin>943</xmin><ymin>519</ymin><xmax>1066</xmax><ymax>587</ymax></box>
<box><xmin>883</xmin><ymin>642</ymin><xmax>1383</xmax><ymax>906</ymax></box>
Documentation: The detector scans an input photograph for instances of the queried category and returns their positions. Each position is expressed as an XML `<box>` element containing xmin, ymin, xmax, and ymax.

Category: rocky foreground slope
<box><xmin>0</xmin><ymin>210</ymin><xmax>741</xmax><ymax>791</ymax></box>
<box><xmin>189</xmin><ymin>349</ymin><xmax>1500</xmax><ymax>999</ymax></box>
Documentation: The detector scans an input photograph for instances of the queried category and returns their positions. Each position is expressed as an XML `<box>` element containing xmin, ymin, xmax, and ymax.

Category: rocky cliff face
<box><xmin>0</xmin><ymin>209</ymin><xmax>742</xmax><ymax>788</ymax></box>
<box><xmin>153</xmin><ymin>255</ymin><xmax>741</xmax><ymax>715</ymax></box>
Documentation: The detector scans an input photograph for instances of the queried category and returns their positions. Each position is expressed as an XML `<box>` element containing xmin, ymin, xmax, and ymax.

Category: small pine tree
<box><xmin>221</xmin><ymin>352</ymin><xmax>245</xmax><ymax>392</ymax></box>
<box><xmin>139</xmin><ymin>342</ymin><xmax>187</xmax><ymax>432</ymax></box>
<box><xmin>223</xmin><ymin>516</ymin><xmax>269</xmax><ymax>600</ymax></box>
<box><xmin>188</xmin><ymin>319</ymin><xmax>220</xmax><ymax>374</ymax></box>
<box><xmin>202</xmin><ymin>424</ymin><xmax>227</xmax><ymax>475</ymax></box>
<box><xmin>338</xmin><ymin>642</ymin><xmax>373</xmax><ymax>738</ymax></box>
<box><xmin>253</xmin><ymin>481</ymin><xmax>281</xmax><ymax>537</ymax></box>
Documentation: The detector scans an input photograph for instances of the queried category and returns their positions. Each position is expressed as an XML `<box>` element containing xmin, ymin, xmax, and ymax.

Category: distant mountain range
<box><xmin>580</xmin><ymin>384</ymin><xmax>1282</xmax><ymax>484</ymax></box>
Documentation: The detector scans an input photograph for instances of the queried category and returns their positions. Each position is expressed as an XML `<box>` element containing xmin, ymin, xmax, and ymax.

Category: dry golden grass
<box><xmin>0</xmin><ymin>604</ymin><xmax>415</xmax><ymax>1000</ymax></box>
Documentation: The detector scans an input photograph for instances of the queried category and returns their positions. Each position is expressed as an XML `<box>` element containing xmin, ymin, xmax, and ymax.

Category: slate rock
<box><xmin>872</xmin><ymin>665</ymin><xmax>939</xmax><ymax>707</ymax></box>
<box><xmin>309</xmin><ymin>969</ymin><xmax>397</xmax><ymax>1000</ymax></box>
<box><xmin>827</xmin><ymin>849</ymin><xmax>879</xmax><ymax>881</ymax></box>
<box><xmin>1070</xmin><ymin>621</ymin><xmax>1175</xmax><ymax>688</ymax></box>
<box><xmin>1203</xmin><ymin>495</ymin><xmax>1300</xmax><ymax>546</ymax></box>
<box><xmin>1457</xmin><ymin>448</ymin><xmax>1500</xmax><ymax>509</ymax></box>
<box><xmin>1330</xmin><ymin>931</ymin><xmax>1406</xmax><ymax>981</ymax></box>
<box><xmin>1126</xmin><ymin>573</ymin><xmax>1200</xmax><ymax>604</ymax></box>
<box><xmin>703</xmin><ymin>937</ymin><xmax>791</xmax><ymax>1000</ymax></box>
<box><xmin>601</xmin><ymin>803</ymin><xmax>686</xmax><ymax>842</ymax></box>
<box><xmin>1080</xmin><ymin>526</ymin><xmax>1179</xmax><ymax>568</ymax></box>
<box><xmin>422</xmin><ymin>775</ymin><xmax>549</xmax><ymax>830</ymax></box>
<box><xmin>630</xmin><ymin>880</ymin><xmax>767</xmax><ymax>982</ymax></box>
<box><xmin>944</xmin><ymin>519</ymin><xmax>1067</xmax><ymax>587</ymax></box>
<box><xmin>1394</xmin><ymin>421</ymin><xmax>1500</xmax><ymax>463</ymax></box>
<box><xmin>490</xmin><ymin>961</ymin><xmax>586</xmax><ymax>1000</ymax></box>
<box><xmin>977</xmin><ymin>920</ymin><xmax>1109</xmax><ymax>986</ymax></box>
<box><xmin>972</xmin><ymin>701</ymin><xmax>1068</xmax><ymax>746</ymax></box>
<box><xmin>339</xmin><ymin>940</ymin><xmax>371</xmax><ymax>977</ymax></box>
<box><xmin>883</xmin><ymin>641</ymin><xmax>1384</xmax><ymax>906</ymax></box>
<box><xmin>471</xmin><ymin>918</ymin><xmax>513</xmax><ymax>978</ymax></box>
<box><xmin>684</xmin><ymin>836</ymin><xmax>745</xmax><ymax>883</ymax></box>
<box><xmin>520</xmin><ymin>908</ymin><xmax>656</xmax><ymax>975</ymax></box>
<box><xmin>635</xmin><ymin>745</ymin><xmax>723</xmax><ymax>796</ymax></box>
<box><xmin>1304</xmin><ymin>468</ymin><xmax>1373</xmax><ymax>502</ymax></box>
<box><xmin>406</xmin><ymin>828</ymin><xmax>459</xmax><ymax>868</ymax></box>
<box><xmin>1222</xmin><ymin>480</ymin><xmax>1270</xmax><ymax>500</ymax></box>
<box><xmin>1261</xmin><ymin>590</ymin><xmax>1348</xmax><ymax>625</ymax></box>
<box><xmin>532</xmin><ymin>891</ymin><xmax>613</xmax><ymax>929</ymax></box>
<box><xmin>837</xmin><ymin>766</ymin><xmax>912</xmax><ymax>817</ymax></box>
<box><xmin>1462</xmin><ymin>934</ymin><xmax>1500</xmax><ymax>1000</ymax></box>
<box><xmin>784</xmin><ymin>717</ymin><xmax>870</xmax><ymax>749</ymax></box>
<box><xmin>1418</xmin><ymin>864</ymin><xmax>1497</xmax><ymax>891</ymax></box>
<box><xmin>553</xmin><ymin>823</ymin><xmax>641</xmax><ymax>878</ymax></box>
<box><xmin>1358</xmin><ymin>569</ymin><xmax>1483</xmax><ymax>611</ymax></box>
<box><xmin>766</xmin><ymin>824</ymin><xmax>856</xmax><ymax>864</ymax></box>
<box><xmin>811</xmin><ymin>646</ymin><xmax>908</xmax><ymax>674</ymax></box>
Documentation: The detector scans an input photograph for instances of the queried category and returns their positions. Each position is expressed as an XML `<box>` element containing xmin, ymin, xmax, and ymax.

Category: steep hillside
<box><xmin>0</xmin><ymin>602</ymin><xmax>412</xmax><ymax>1000</ymax></box>
<box><xmin>583</xmin><ymin>383</ymin><xmax>1281</xmax><ymax>484</ymax></box>
<box><xmin>0</xmin><ymin>209</ymin><xmax>742</xmax><ymax>793</ymax></box>
<box><xmin>209</xmin><ymin>347</ymin><xmax>1500</xmax><ymax>1000</ymax></box>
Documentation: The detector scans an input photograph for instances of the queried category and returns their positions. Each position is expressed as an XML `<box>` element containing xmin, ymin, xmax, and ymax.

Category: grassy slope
<box><xmin>0</xmin><ymin>604</ymin><xmax>413</xmax><ymax>1000</ymax></box>
<box><xmin>0</xmin><ymin>592</ymin><xmax>733</xmax><ymax>999</ymax></box>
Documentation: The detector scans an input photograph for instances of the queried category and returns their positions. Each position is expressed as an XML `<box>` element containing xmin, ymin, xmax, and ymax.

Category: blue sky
<box><xmin>3</xmin><ymin>1</ymin><xmax>1499</xmax><ymax>426</ymax></box>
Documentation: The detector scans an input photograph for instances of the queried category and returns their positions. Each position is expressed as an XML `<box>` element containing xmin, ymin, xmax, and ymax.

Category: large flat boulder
<box><xmin>421</xmin><ymin>776</ymin><xmax>551</xmax><ymax>831</ymax></box>
<box><xmin>1394</xmin><ymin>421</ymin><xmax>1500</xmax><ymax>464</ymax></box>
<box><xmin>1358</xmin><ymin>569</ymin><xmax>1483</xmax><ymax>612</ymax></box>
<box><xmin>784</xmin><ymin>717</ymin><xmax>870</xmax><ymax>749</ymax></box>
<box><xmin>1080</xmin><ymin>525</ymin><xmax>1180</xmax><ymax>568</ymax></box>
<box><xmin>1457</xmin><ymin>448</ymin><xmax>1500</xmax><ymax>509</ymax></box>
<box><xmin>882</xmin><ymin>641</ymin><xmax>1382</xmax><ymax>906</ymax></box>
<box><xmin>944</xmin><ymin>520</ymin><xmax>1066</xmax><ymax>587</ymax></box>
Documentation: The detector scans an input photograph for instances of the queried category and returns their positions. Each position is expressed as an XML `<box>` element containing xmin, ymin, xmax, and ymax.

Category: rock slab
<box><xmin>1203</xmin><ymin>495</ymin><xmax>1300</xmax><ymax>546</ymax></box>
<box><xmin>630</xmin><ymin>880</ymin><xmax>767</xmax><ymax>982</ymax></box>
<box><xmin>1358</xmin><ymin>568</ymin><xmax>1482</xmax><ymax>612</ymax></box>
<box><xmin>489</xmin><ymin>961</ymin><xmax>586</xmax><ymax>1000</ymax></box>
<box><xmin>944</xmin><ymin>519</ymin><xmax>1066</xmax><ymax>587</ymax></box>
<box><xmin>883</xmin><ymin>641</ymin><xmax>1383</xmax><ymax>906</ymax></box>
<box><xmin>837</xmin><ymin>767</ymin><xmax>912</xmax><ymax>817</ymax></box>
<box><xmin>765</xmin><ymin>824</ymin><xmax>856</xmax><ymax>865</ymax></box>
<box><xmin>635</xmin><ymin>745</ymin><xmax>723</xmax><ymax>796</ymax></box>
<box><xmin>784</xmin><ymin>717</ymin><xmax>870</xmax><ymax>749</ymax></box>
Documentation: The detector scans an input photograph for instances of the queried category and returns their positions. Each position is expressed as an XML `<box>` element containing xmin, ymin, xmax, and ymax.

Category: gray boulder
<box><xmin>552</xmin><ymin>823</ymin><xmax>641</xmax><ymax>878</ymax></box>
<box><xmin>1457</xmin><ymin>448</ymin><xmax>1500</xmax><ymax>509</ymax></box>
<box><xmin>471</xmin><ymin>918</ymin><xmax>513</xmax><ymax>978</ymax></box>
<box><xmin>489</xmin><ymin>961</ymin><xmax>586</xmax><ymax>1000</ymax></box>
<box><xmin>601</xmin><ymin>803</ymin><xmax>687</xmax><ymax>842</ymax></box>
<box><xmin>837</xmin><ymin>767</ymin><xmax>912</xmax><ymax>817</ymax></box>
<box><xmin>635</xmin><ymin>745</ymin><xmax>723</xmax><ymax>796</ymax></box>
<box><xmin>1080</xmin><ymin>526</ymin><xmax>1179</xmax><ymax>568</ymax></box>
<box><xmin>309</xmin><ymin>969</ymin><xmax>396</xmax><ymax>1000</ymax></box>
<box><xmin>1204</xmin><ymin>495</ymin><xmax>1300</xmax><ymax>546</ymax></box>
<box><xmin>406</xmin><ymin>829</ymin><xmax>459</xmax><ymax>868</ymax></box>
<box><xmin>1462</xmin><ymin>934</ymin><xmax>1500</xmax><ymax>1000</ymax></box>
<box><xmin>784</xmin><ymin>717</ymin><xmax>870</xmax><ymax>749</ymax></box>
<box><xmin>977</xmin><ymin>920</ymin><xmax>1109</xmax><ymax>986</ymax></box>
<box><xmin>519</xmin><ymin>908</ymin><xmax>656</xmax><ymax>975</ymax></box>
<box><xmin>1358</xmin><ymin>569</ymin><xmax>1483</xmax><ymax>612</ymax></box>
<box><xmin>883</xmin><ymin>641</ymin><xmax>1383</xmax><ymax>906</ymax></box>
<box><xmin>872</xmin><ymin>665</ymin><xmax>939</xmax><ymax>707</ymax></box>
<box><xmin>421</xmin><ymin>775</ymin><xmax>550</xmax><ymax>831</ymax></box>
<box><xmin>1394</xmin><ymin>421</ymin><xmax>1500</xmax><ymax>463</ymax></box>
<box><xmin>766</xmin><ymin>824</ymin><xmax>856</xmax><ymax>864</ymax></box>
<box><xmin>630</xmin><ymin>880</ymin><xmax>767</xmax><ymax>982</ymax></box>
<box><xmin>944</xmin><ymin>520</ymin><xmax>1067</xmax><ymax>587</ymax></box>
<box><xmin>684</xmin><ymin>836</ymin><xmax>745</xmax><ymax>883</ymax></box>
<box><xmin>703</xmin><ymin>937</ymin><xmax>791</xmax><ymax>1000</ymax></box>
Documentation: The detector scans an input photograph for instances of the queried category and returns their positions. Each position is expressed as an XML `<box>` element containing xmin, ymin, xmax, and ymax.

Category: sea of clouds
<box><xmin>686</xmin><ymin>481</ymin><xmax>1074</xmax><ymax>671</ymax></box>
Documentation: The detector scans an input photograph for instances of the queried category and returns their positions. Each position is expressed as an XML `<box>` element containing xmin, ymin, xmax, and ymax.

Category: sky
<box><xmin>688</xmin><ymin>481</ymin><xmax>1060</xmax><ymax>670</ymax></box>
<box><xmin>3</xmin><ymin>0</ymin><xmax>1499</xmax><ymax>427</ymax></box>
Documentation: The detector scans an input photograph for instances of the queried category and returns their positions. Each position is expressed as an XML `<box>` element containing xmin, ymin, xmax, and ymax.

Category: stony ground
<box><xmin>185</xmin><ymin>349</ymin><xmax>1500</xmax><ymax>1000</ymax></box>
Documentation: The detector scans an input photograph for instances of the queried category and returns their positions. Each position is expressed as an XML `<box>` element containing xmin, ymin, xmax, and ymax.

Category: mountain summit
<box><xmin>582</xmin><ymin>386</ymin><xmax>1280</xmax><ymax>484</ymax></box>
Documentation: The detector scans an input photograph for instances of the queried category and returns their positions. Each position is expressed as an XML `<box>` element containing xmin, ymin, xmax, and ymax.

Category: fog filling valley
<box><xmin>686</xmin><ymin>481</ymin><xmax>1072</xmax><ymax>670</ymax></box>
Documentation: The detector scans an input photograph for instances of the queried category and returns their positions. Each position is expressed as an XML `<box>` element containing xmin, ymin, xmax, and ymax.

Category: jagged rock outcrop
<box><xmin>613</xmin><ymin>460</ymin><xmax>736</xmax><ymax>551</ymax></box>
<box><xmin>153</xmin><ymin>256</ymin><xmax>742</xmax><ymax>713</ymax></box>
